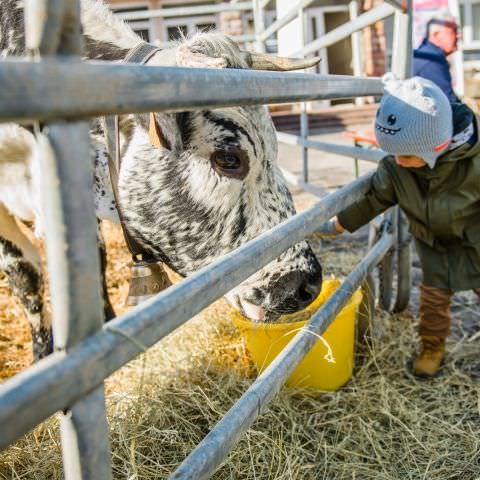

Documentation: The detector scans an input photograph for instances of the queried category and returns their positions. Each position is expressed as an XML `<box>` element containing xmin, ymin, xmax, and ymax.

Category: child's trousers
<box><xmin>419</xmin><ymin>284</ymin><xmax>480</xmax><ymax>338</ymax></box>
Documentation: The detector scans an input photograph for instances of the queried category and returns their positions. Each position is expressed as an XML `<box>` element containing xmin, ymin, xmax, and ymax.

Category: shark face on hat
<box><xmin>375</xmin><ymin>74</ymin><xmax>453</xmax><ymax>168</ymax></box>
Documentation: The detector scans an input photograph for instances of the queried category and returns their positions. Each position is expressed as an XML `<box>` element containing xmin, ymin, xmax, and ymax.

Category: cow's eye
<box><xmin>214</xmin><ymin>151</ymin><xmax>240</xmax><ymax>170</ymax></box>
<box><xmin>211</xmin><ymin>148</ymin><xmax>249</xmax><ymax>179</ymax></box>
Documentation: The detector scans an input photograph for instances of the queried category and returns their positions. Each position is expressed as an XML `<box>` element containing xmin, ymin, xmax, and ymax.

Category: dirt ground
<box><xmin>0</xmin><ymin>221</ymin><xmax>132</xmax><ymax>380</ymax></box>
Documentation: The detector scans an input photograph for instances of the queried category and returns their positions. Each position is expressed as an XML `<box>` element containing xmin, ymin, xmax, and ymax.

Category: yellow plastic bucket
<box><xmin>232</xmin><ymin>278</ymin><xmax>363</xmax><ymax>391</ymax></box>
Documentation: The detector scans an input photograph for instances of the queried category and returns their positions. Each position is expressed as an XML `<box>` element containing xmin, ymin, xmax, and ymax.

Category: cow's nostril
<box><xmin>297</xmin><ymin>283</ymin><xmax>317</xmax><ymax>304</ymax></box>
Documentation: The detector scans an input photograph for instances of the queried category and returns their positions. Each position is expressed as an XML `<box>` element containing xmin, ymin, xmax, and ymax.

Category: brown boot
<box><xmin>414</xmin><ymin>336</ymin><xmax>445</xmax><ymax>378</ymax></box>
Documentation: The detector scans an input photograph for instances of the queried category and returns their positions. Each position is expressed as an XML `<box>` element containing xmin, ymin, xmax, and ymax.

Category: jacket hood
<box><xmin>410</xmin><ymin>102</ymin><xmax>479</xmax><ymax>179</ymax></box>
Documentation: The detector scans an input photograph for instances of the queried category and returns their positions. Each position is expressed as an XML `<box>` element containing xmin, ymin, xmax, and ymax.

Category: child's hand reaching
<box><xmin>316</xmin><ymin>217</ymin><xmax>345</xmax><ymax>237</ymax></box>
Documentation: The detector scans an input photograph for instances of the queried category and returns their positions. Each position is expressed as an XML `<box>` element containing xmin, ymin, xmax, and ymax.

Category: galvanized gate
<box><xmin>0</xmin><ymin>1</ymin><xmax>412</xmax><ymax>479</ymax></box>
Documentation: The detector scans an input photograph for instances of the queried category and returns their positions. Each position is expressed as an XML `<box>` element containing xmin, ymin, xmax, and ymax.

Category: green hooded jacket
<box><xmin>337</xmin><ymin>104</ymin><xmax>480</xmax><ymax>291</ymax></box>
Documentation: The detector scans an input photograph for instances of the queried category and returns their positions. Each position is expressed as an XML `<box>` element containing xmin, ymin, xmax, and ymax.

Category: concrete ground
<box><xmin>277</xmin><ymin>128</ymin><xmax>377</xmax><ymax>210</ymax></box>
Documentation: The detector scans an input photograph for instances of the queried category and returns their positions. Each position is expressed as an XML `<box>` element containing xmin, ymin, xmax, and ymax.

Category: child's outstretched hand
<box><xmin>316</xmin><ymin>217</ymin><xmax>345</xmax><ymax>237</ymax></box>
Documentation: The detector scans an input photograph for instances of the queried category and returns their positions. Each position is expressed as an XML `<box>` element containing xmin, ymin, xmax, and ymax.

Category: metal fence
<box><xmin>112</xmin><ymin>0</ymin><xmax>407</xmax><ymax>193</ymax></box>
<box><xmin>0</xmin><ymin>1</ymin><xmax>412</xmax><ymax>479</ymax></box>
<box><xmin>251</xmin><ymin>0</ymin><xmax>412</xmax><ymax>314</ymax></box>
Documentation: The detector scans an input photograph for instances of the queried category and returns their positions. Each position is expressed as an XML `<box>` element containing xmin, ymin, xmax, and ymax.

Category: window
<box><xmin>196</xmin><ymin>23</ymin><xmax>216</xmax><ymax>34</ymax></box>
<box><xmin>163</xmin><ymin>16</ymin><xmax>217</xmax><ymax>43</ymax></box>
<box><xmin>460</xmin><ymin>1</ymin><xmax>480</xmax><ymax>61</ymax></box>
<box><xmin>113</xmin><ymin>5</ymin><xmax>151</xmax><ymax>42</ymax></box>
<box><xmin>244</xmin><ymin>11</ymin><xmax>277</xmax><ymax>53</ymax></box>
<box><xmin>167</xmin><ymin>25</ymin><xmax>188</xmax><ymax>41</ymax></box>
<box><xmin>135</xmin><ymin>29</ymin><xmax>150</xmax><ymax>42</ymax></box>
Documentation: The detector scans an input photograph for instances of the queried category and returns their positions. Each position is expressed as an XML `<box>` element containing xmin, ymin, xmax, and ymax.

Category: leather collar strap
<box><xmin>123</xmin><ymin>43</ymin><xmax>170</xmax><ymax>149</ymax></box>
<box><xmin>148</xmin><ymin>112</ymin><xmax>171</xmax><ymax>150</ymax></box>
<box><xmin>105</xmin><ymin>42</ymin><xmax>163</xmax><ymax>261</ymax></box>
<box><xmin>124</xmin><ymin>42</ymin><xmax>161</xmax><ymax>64</ymax></box>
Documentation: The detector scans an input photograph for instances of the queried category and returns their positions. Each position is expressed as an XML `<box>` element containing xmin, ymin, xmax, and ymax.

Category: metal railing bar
<box><xmin>0</xmin><ymin>61</ymin><xmax>383</xmax><ymax>123</ymax></box>
<box><xmin>0</xmin><ymin>173</ymin><xmax>375</xmax><ymax>450</ymax></box>
<box><xmin>261</xmin><ymin>1</ymin><xmax>350</xmax><ymax>41</ymax></box>
<box><xmin>279</xmin><ymin>167</ymin><xmax>329</xmax><ymax>198</ymax></box>
<box><xmin>276</xmin><ymin>132</ymin><xmax>387</xmax><ymax>163</ymax></box>
<box><xmin>383</xmin><ymin>0</ymin><xmax>405</xmax><ymax>11</ymax></box>
<box><xmin>116</xmin><ymin>2</ymin><xmax>253</xmax><ymax>21</ymax></box>
<box><xmin>260</xmin><ymin>0</ymin><xmax>317</xmax><ymax>41</ymax></box>
<box><xmin>169</xmin><ymin>231</ymin><xmax>394</xmax><ymax>480</ymax></box>
<box><xmin>314</xmin><ymin>5</ymin><xmax>350</xmax><ymax>13</ymax></box>
<box><xmin>293</xmin><ymin>3</ymin><xmax>396</xmax><ymax>57</ymax></box>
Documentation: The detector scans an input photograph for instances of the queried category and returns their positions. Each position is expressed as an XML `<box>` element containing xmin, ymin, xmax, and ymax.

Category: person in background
<box><xmin>320</xmin><ymin>74</ymin><xmax>479</xmax><ymax>378</ymax></box>
<box><xmin>413</xmin><ymin>13</ymin><xmax>461</xmax><ymax>103</ymax></box>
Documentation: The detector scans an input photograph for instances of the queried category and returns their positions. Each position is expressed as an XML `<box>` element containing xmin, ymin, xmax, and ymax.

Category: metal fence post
<box><xmin>391</xmin><ymin>1</ymin><xmax>412</xmax><ymax>79</ymax></box>
<box><xmin>25</xmin><ymin>0</ymin><xmax>112</xmax><ymax>478</ymax></box>
<box><xmin>391</xmin><ymin>0</ymin><xmax>412</xmax><ymax>313</ymax></box>
<box><xmin>349</xmin><ymin>2</ymin><xmax>364</xmax><ymax>177</ymax></box>
<box><xmin>349</xmin><ymin>1</ymin><xmax>365</xmax><ymax>107</ymax></box>
<box><xmin>43</xmin><ymin>123</ymin><xmax>112</xmax><ymax>480</ymax></box>
<box><xmin>252</xmin><ymin>0</ymin><xmax>266</xmax><ymax>53</ymax></box>
<box><xmin>298</xmin><ymin>5</ymin><xmax>309</xmax><ymax>183</ymax></box>
<box><xmin>300</xmin><ymin>107</ymin><xmax>309</xmax><ymax>183</ymax></box>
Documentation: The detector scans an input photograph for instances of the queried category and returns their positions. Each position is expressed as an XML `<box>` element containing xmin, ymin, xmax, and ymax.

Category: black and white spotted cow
<box><xmin>0</xmin><ymin>0</ymin><xmax>322</xmax><ymax>360</ymax></box>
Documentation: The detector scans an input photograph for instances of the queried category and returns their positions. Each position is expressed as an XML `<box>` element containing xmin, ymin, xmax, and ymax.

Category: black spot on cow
<box><xmin>203</xmin><ymin>112</ymin><xmax>257</xmax><ymax>156</ymax></box>
<box><xmin>0</xmin><ymin>236</ymin><xmax>22</xmax><ymax>258</ymax></box>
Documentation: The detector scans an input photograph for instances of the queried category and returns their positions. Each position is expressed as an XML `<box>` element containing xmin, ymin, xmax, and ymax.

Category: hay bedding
<box><xmin>1</xmin><ymin>222</ymin><xmax>480</xmax><ymax>479</ymax></box>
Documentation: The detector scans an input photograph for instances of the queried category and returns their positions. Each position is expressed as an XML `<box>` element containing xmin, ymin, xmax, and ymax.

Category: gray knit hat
<box><xmin>375</xmin><ymin>74</ymin><xmax>453</xmax><ymax>168</ymax></box>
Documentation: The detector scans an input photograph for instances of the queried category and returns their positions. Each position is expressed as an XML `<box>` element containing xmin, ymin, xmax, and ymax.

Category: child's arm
<box><xmin>337</xmin><ymin>158</ymin><xmax>398</xmax><ymax>233</ymax></box>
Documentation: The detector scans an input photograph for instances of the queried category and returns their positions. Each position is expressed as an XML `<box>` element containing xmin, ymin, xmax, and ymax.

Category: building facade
<box><xmin>107</xmin><ymin>0</ymin><xmax>360</xmax><ymax>77</ymax></box>
<box><xmin>106</xmin><ymin>0</ymin><xmax>480</xmax><ymax>100</ymax></box>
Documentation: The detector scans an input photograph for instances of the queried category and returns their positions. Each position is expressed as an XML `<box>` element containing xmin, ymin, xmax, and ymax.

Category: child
<box><xmin>322</xmin><ymin>74</ymin><xmax>480</xmax><ymax>378</ymax></box>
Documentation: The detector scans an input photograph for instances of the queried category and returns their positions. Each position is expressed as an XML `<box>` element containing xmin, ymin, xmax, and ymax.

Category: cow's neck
<box><xmin>84</xmin><ymin>35</ymin><xmax>130</xmax><ymax>61</ymax></box>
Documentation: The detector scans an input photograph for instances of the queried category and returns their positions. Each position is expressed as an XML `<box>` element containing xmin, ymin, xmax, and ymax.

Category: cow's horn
<box><xmin>241</xmin><ymin>51</ymin><xmax>320</xmax><ymax>71</ymax></box>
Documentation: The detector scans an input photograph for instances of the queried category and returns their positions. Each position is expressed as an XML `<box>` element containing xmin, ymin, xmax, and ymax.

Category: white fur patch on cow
<box><xmin>81</xmin><ymin>0</ymin><xmax>139</xmax><ymax>50</ymax></box>
<box><xmin>0</xmin><ymin>124</ymin><xmax>38</xmax><ymax>225</ymax></box>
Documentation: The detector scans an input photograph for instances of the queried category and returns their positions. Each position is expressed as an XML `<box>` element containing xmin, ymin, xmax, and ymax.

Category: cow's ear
<box><xmin>148</xmin><ymin>113</ymin><xmax>171</xmax><ymax>150</ymax></box>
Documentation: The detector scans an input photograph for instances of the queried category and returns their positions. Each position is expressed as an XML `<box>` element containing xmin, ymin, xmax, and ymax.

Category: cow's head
<box><xmin>119</xmin><ymin>34</ymin><xmax>322</xmax><ymax>322</ymax></box>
